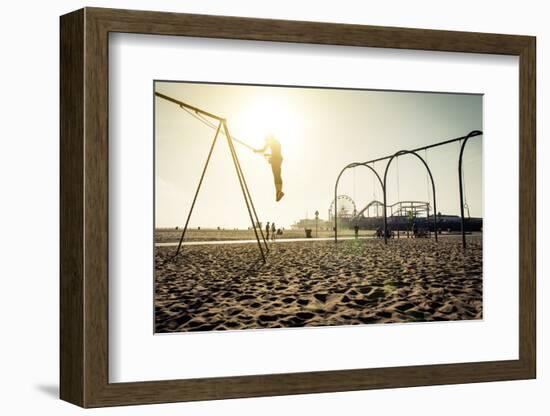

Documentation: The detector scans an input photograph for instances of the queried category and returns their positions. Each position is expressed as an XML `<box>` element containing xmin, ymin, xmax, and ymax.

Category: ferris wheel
<box><xmin>328</xmin><ymin>195</ymin><xmax>357</xmax><ymax>220</ymax></box>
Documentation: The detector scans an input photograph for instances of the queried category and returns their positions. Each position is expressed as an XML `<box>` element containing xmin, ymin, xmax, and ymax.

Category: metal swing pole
<box><xmin>224</xmin><ymin>123</ymin><xmax>269</xmax><ymax>254</ymax></box>
<box><xmin>458</xmin><ymin>130</ymin><xmax>481</xmax><ymax>249</ymax></box>
<box><xmin>156</xmin><ymin>92</ymin><xmax>222</xmax><ymax>122</ymax></box>
<box><xmin>155</xmin><ymin>92</ymin><xmax>257</xmax><ymax>152</ymax></box>
<box><xmin>173</xmin><ymin>121</ymin><xmax>223</xmax><ymax>257</ymax></box>
<box><xmin>223</xmin><ymin>121</ymin><xmax>267</xmax><ymax>263</ymax></box>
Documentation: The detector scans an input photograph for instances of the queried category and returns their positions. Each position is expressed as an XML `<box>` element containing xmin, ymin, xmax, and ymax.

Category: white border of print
<box><xmin>108</xmin><ymin>33</ymin><xmax>519</xmax><ymax>383</ymax></box>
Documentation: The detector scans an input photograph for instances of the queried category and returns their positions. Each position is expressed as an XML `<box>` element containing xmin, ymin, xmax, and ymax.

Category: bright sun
<box><xmin>231</xmin><ymin>95</ymin><xmax>301</xmax><ymax>153</ymax></box>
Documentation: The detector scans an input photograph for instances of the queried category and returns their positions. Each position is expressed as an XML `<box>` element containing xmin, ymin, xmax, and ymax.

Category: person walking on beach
<box><xmin>271</xmin><ymin>222</ymin><xmax>276</xmax><ymax>241</ymax></box>
<box><xmin>265</xmin><ymin>221</ymin><xmax>270</xmax><ymax>241</ymax></box>
<box><xmin>255</xmin><ymin>134</ymin><xmax>284</xmax><ymax>202</ymax></box>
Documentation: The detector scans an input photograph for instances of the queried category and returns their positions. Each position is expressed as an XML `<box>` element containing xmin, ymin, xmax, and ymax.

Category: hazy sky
<box><xmin>155</xmin><ymin>81</ymin><xmax>482</xmax><ymax>229</ymax></box>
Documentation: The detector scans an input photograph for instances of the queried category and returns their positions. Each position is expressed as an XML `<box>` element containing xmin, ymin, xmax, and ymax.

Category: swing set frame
<box><xmin>155</xmin><ymin>92</ymin><xmax>269</xmax><ymax>262</ymax></box>
<box><xmin>334</xmin><ymin>130</ymin><xmax>482</xmax><ymax>248</ymax></box>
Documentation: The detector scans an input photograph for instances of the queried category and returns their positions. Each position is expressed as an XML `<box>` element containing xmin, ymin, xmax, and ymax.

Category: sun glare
<box><xmin>231</xmin><ymin>95</ymin><xmax>301</xmax><ymax>153</ymax></box>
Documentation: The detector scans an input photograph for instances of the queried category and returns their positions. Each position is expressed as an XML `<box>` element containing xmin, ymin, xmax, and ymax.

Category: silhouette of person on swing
<box><xmin>255</xmin><ymin>134</ymin><xmax>285</xmax><ymax>202</ymax></box>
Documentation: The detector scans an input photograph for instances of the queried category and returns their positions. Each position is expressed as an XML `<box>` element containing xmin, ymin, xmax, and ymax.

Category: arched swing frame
<box><xmin>382</xmin><ymin>150</ymin><xmax>437</xmax><ymax>244</ymax></box>
<box><xmin>458</xmin><ymin>130</ymin><xmax>483</xmax><ymax>249</ymax></box>
<box><xmin>333</xmin><ymin>130</ymin><xmax>483</xmax><ymax>248</ymax></box>
<box><xmin>333</xmin><ymin>162</ymin><xmax>384</xmax><ymax>242</ymax></box>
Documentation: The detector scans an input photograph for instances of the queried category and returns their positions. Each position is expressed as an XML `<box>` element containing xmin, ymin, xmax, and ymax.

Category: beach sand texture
<box><xmin>155</xmin><ymin>236</ymin><xmax>482</xmax><ymax>332</ymax></box>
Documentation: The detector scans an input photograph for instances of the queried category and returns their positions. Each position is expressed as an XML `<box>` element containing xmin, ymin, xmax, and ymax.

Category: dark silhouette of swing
<box><xmin>155</xmin><ymin>92</ymin><xmax>269</xmax><ymax>262</ymax></box>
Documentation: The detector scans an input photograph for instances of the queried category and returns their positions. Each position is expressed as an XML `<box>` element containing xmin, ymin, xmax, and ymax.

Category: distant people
<box><xmin>255</xmin><ymin>134</ymin><xmax>284</xmax><ymax>202</ymax></box>
<box><xmin>265</xmin><ymin>221</ymin><xmax>270</xmax><ymax>240</ymax></box>
<box><xmin>354</xmin><ymin>224</ymin><xmax>359</xmax><ymax>239</ymax></box>
<box><xmin>271</xmin><ymin>222</ymin><xmax>276</xmax><ymax>241</ymax></box>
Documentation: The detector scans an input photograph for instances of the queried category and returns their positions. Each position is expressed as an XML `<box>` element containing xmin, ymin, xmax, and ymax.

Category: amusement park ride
<box><xmin>329</xmin><ymin>197</ymin><xmax>432</xmax><ymax>223</ymax></box>
<box><xmin>329</xmin><ymin>195</ymin><xmax>482</xmax><ymax>236</ymax></box>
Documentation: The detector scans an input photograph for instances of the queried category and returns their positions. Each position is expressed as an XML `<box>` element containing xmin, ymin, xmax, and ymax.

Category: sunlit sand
<box><xmin>155</xmin><ymin>234</ymin><xmax>482</xmax><ymax>332</ymax></box>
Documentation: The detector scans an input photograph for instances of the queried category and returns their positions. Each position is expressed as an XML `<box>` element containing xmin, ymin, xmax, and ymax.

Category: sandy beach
<box><xmin>154</xmin><ymin>228</ymin><xmax>362</xmax><ymax>243</ymax></box>
<box><xmin>154</xmin><ymin>235</ymin><xmax>482</xmax><ymax>332</ymax></box>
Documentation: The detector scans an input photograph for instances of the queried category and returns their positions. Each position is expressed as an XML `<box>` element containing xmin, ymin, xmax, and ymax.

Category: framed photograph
<box><xmin>60</xmin><ymin>7</ymin><xmax>536</xmax><ymax>407</ymax></box>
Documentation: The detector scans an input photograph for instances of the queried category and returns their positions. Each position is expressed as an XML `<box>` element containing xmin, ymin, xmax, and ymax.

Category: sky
<box><xmin>155</xmin><ymin>81</ymin><xmax>482</xmax><ymax>229</ymax></box>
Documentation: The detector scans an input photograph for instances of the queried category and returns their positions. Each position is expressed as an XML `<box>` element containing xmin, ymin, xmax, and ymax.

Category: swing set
<box><xmin>334</xmin><ymin>130</ymin><xmax>482</xmax><ymax>248</ymax></box>
<box><xmin>155</xmin><ymin>92</ymin><xmax>269</xmax><ymax>262</ymax></box>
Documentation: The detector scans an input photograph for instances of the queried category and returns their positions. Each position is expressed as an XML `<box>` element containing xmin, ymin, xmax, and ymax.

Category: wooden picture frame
<box><xmin>60</xmin><ymin>7</ymin><xmax>536</xmax><ymax>408</ymax></box>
